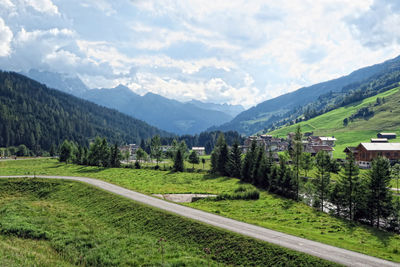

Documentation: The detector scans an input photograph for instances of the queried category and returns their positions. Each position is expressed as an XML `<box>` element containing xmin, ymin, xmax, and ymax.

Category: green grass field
<box><xmin>1</xmin><ymin>158</ymin><xmax>400</xmax><ymax>263</ymax></box>
<box><xmin>0</xmin><ymin>178</ymin><xmax>337</xmax><ymax>266</ymax></box>
<box><xmin>269</xmin><ymin>86</ymin><xmax>400</xmax><ymax>158</ymax></box>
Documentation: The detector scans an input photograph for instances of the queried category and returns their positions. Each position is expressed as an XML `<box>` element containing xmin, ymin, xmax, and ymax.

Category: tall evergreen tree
<box><xmin>314</xmin><ymin>151</ymin><xmax>331</xmax><ymax>212</ymax></box>
<box><xmin>227</xmin><ymin>141</ymin><xmax>242</xmax><ymax>178</ymax></box>
<box><xmin>291</xmin><ymin>125</ymin><xmax>303</xmax><ymax>200</ymax></box>
<box><xmin>173</xmin><ymin>148</ymin><xmax>184</xmax><ymax>172</ymax></box>
<box><xmin>110</xmin><ymin>143</ymin><xmax>122</xmax><ymax>167</ymax></box>
<box><xmin>337</xmin><ymin>154</ymin><xmax>360</xmax><ymax>220</ymax></box>
<box><xmin>241</xmin><ymin>140</ymin><xmax>257</xmax><ymax>183</ymax></box>
<box><xmin>253</xmin><ymin>146</ymin><xmax>266</xmax><ymax>186</ymax></box>
<box><xmin>366</xmin><ymin>157</ymin><xmax>393</xmax><ymax>228</ymax></box>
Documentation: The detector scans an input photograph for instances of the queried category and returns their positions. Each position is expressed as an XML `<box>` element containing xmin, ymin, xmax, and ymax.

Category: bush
<box><xmin>216</xmin><ymin>187</ymin><xmax>260</xmax><ymax>201</ymax></box>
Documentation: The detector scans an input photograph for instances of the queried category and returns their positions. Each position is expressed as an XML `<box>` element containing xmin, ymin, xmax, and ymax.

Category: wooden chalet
<box><xmin>354</xmin><ymin>142</ymin><xmax>400</xmax><ymax>168</ymax></box>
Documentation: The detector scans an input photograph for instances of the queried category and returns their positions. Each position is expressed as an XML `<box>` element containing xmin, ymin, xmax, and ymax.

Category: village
<box><xmin>118</xmin><ymin>131</ymin><xmax>400</xmax><ymax>169</ymax></box>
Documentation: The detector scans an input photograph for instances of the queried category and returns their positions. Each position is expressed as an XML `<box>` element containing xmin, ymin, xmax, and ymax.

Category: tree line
<box><xmin>58</xmin><ymin>137</ymin><xmax>122</xmax><ymax>168</ymax></box>
<box><xmin>210</xmin><ymin>127</ymin><xmax>400</xmax><ymax>232</ymax></box>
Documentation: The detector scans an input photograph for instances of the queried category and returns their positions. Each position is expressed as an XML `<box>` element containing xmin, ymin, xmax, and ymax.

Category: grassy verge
<box><xmin>1</xmin><ymin>158</ymin><xmax>400</xmax><ymax>262</ymax></box>
<box><xmin>0</xmin><ymin>178</ymin><xmax>336</xmax><ymax>266</ymax></box>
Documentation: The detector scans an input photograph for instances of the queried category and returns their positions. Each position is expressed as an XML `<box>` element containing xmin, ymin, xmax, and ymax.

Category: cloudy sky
<box><xmin>0</xmin><ymin>0</ymin><xmax>400</xmax><ymax>108</ymax></box>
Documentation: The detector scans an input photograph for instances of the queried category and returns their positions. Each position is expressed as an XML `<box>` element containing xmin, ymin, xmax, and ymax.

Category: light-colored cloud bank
<box><xmin>0</xmin><ymin>0</ymin><xmax>399</xmax><ymax>107</ymax></box>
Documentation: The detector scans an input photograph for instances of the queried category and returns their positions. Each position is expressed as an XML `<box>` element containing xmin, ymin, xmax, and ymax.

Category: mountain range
<box><xmin>24</xmin><ymin>69</ymin><xmax>244</xmax><ymax>135</ymax></box>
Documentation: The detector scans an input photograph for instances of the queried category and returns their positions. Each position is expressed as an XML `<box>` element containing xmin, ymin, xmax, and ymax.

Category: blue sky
<box><xmin>0</xmin><ymin>0</ymin><xmax>399</xmax><ymax>108</ymax></box>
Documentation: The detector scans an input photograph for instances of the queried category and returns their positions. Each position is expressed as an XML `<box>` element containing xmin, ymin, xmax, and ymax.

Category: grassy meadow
<box><xmin>0</xmin><ymin>178</ymin><xmax>337</xmax><ymax>266</ymax></box>
<box><xmin>269</xmin><ymin>86</ymin><xmax>400</xmax><ymax>158</ymax></box>
<box><xmin>1</xmin><ymin>158</ymin><xmax>400</xmax><ymax>263</ymax></box>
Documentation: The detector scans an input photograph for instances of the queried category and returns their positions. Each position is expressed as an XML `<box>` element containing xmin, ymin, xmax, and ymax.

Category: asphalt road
<box><xmin>1</xmin><ymin>175</ymin><xmax>399</xmax><ymax>267</ymax></box>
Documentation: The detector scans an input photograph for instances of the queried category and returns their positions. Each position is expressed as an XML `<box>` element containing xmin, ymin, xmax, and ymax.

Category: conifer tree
<box><xmin>291</xmin><ymin>125</ymin><xmax>303</xmax><ymax>200</ymax></box>
<box><xmin>227</xmin><ymin>141</ymin><xmax>242</xmax><ymax>178</ymax></box>
<box><xmin>241</xmin><ymin>140</ymin><xmax>257</xmax><ymax>183</ymax></box>
<box><xmin>173</xmin><ymin>148</ymin><xmax>184</xmax><ymax>172</ymax></box>
<box><xmin>314</xmin><ymin>151</ymin><xmax>331</xmax><ymax>211</ymax></box>
<box><xmin>110</xmin><ymin>143</ymin><xmax>122</xmax><ymax>167</ymax></box>
<box><xmin>366</xmin><ymin>157</ymin><xmax>393</xmax><ymax>228</ymax></box>
<box><xmin>337</xmin><ymin>153</ymin><xmax>360</xmax><ymax>220</ymax></box>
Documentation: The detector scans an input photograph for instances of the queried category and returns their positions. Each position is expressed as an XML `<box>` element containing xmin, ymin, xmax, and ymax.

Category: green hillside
<box><xmin>0</xmin><ymin>178</ymin><xmax>336</xmax><ymax>266</ymax></box>
<box><xmin>270</xmin><ymin>86</ymin><xmax>400</xmax><ymax>158</ymax></box>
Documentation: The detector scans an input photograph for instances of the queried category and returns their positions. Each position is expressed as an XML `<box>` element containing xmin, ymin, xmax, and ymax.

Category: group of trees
<box><xmin>0</xmin><ymin>144</ymin><xmax>31</xmax><ymax>157</ymax></box>
<box><xmin>59</xmin><ymin>137</ymin><xmax>122</xmax><ymax>168</ymax></box>
<box><xmin>210</xmin><ymin>128</ymin><xmax>400</xmax><ymax>231</ymax></box>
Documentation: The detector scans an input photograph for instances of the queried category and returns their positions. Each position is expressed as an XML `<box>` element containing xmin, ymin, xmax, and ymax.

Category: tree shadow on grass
<box><xmin>74</xmin><ymin>166</ymin><xmax>106</xmax><ymax>174</ymax></box>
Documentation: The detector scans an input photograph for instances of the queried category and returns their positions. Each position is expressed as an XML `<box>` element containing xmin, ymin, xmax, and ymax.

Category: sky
<box><xmin>0</xmin><ymin>0</ymin><xmax>400</xmax><ymax>108</ymax></box>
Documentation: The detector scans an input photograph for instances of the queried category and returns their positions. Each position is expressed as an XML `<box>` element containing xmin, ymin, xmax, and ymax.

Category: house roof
<box><xmin>359</xmin><ymin>143</ymin><xmax>400</xmax><ymax>151</ymax></box>
<box><xmin>370</xmin><ymin>138</ymin><xmax>388</xmax><ymax>143</ymax></box>
<box><xmin>343</xmin><ymin>146</ymin><xmax>357</xmax><ymax>153</ymax></box>
<box><xmin>309</xmin><ymin>145</ymin><xmax>334</xmax><ymax>153</ymax></box>
<box><xmin>378</xmin><ymin>132</ymin><xmax>396</xmax><ymax>135</ymax></box>
<box><xmin>192</xmin><ymin>147</ymin><xmax>205</xmax><ymax>150</ymax></box>
<box><xmin>318</xmin><ymin>137</ymin><xmax>337</xmax><ymax>141</ymax></box>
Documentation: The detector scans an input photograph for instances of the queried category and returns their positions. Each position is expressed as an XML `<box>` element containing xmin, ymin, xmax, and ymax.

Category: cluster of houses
<box><xmin>243</xmin><ymin>132</ymin><xmax>400</xmax><ymax>169</ymax></box>
<box><xmin>242</xmin><ymin>133</ymin><xmax>337</xmax><ymax>157</ymax></box>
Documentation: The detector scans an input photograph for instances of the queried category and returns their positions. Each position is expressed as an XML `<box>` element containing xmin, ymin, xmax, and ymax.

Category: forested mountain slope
<box><xmin>269</xmin><ymin>86</ymin><xmax>400</xmax><ymax>158</ymax></box>
<box><xmin>213</xmin><ymin>55</ymin><xmax>400</xmax><ymax>135</ymax></box>
<box><xmin>0</xmin><ymin>71</ymin><xmax>171</xmax><ymax>153</ymax></box>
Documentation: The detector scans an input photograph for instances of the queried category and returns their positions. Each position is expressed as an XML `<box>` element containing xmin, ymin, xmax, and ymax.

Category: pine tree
<box><xmin>241</xmin><ymin>140</ymin><xmax>257</xmax><ymax>183</ymax></box>
<box><xmin>291</xmin><ymin>125</ymin><xmax>303</xmax><ymax>200</ymax></box>
<box><xmin>336</xmin><ymin>153</ymin><xmax>360</xmax><ymax>220</ymax></box>
<box><xmin>314</xmin><ymin>151</ymin><xmax>331</xmax><ymax>212</ymax></box>
<box><xmin>252</xmin><ymin>146</ymin><xmax>266</xmax><ymax>186</ymax></box>
<box><xmin>227</xmin><ymin>141</ymin><xmax>242</xmax><ymax>178</ymax></box>
<box><xmin>173</xmin><ymin>148</ymin><xmax>184</xmax><ymax>172</ymax></box>
<box><xmin>366</xmin><ymin>157</ymin><xmax>393</xmax><ymax>228</ymax></box>
<box><xmin>110</xmin><ymin>143</ymin><xmax>122</xmax><ymax>167</ymax></box>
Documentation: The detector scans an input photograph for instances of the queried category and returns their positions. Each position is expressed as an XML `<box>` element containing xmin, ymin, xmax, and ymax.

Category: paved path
<box><xmin>1</xmin><ymin>175</ymin><xmax>399</xmax><ymax>267</ymax></box>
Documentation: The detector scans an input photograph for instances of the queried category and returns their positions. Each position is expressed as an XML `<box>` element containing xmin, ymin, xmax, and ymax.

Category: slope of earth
<box><xmin>0</xmin><ymin>178</ymin><xmax>336</xmax><ymax>266</ymax></box>
<box><xmin>269</xmin><ymin>86</ymin><xmax>400</xmax><ymax>158</ymax></box>
<box><xmin>213</xmin><ymin>55</ymin><xmax>400</xmax><ymax>135</ymax></box>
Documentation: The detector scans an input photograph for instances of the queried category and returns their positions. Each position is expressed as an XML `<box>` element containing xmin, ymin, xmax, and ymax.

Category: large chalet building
<box><xmin>347</xmin><ymin>142</ymin><xmax>400</xmax><ymax>168</ymax></box>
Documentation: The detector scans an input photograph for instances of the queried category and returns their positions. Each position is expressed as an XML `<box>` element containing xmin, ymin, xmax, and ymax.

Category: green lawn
<box><xmin>1</xmin><ymin>158</ymin><xmax>400</xmax><ymax>263</ymax></box>
<box><xmin>0</xmin><ymin>178</ymin><xmax>336</xmax><ymax>266</ymax></box>
<box><xmin>270</xmin><ymin>86</ymin><xmax>400</xmax><ymax>158</ymax></box>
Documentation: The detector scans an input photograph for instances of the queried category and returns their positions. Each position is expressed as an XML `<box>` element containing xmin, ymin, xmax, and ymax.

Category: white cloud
<box><xmin>1</xmin><ymin>0</ymin><xmax>400</xmax><ymax>108</ymax></box>
<box><xmin>24</xmin><ymin>0</ymin><xmax>59</xmax><ymax>15</ymax></box>
<box><xmin>0</xmin><ymin>18</ymin><xmax>13</xmax><ymax>57</ymax></box>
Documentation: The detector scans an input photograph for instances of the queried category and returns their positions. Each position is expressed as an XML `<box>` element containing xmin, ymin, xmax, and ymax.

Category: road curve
<box><xmin>0</xmin><ymin>175</ymin><xmax>398</xmax><ymax>267</ymax></box>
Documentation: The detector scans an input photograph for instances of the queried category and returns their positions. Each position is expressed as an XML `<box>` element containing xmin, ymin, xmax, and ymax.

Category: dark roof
<box><xmin>343</xmin><ymin>146</ymin><xmax>357</xmax><ymax>153</ymax></box>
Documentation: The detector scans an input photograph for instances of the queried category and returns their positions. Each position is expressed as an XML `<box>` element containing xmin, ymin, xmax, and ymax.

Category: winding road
<box><xmin>0</xmin><ymin>175</ymin><xmax>398</xmax><ymax>267</ymax></box>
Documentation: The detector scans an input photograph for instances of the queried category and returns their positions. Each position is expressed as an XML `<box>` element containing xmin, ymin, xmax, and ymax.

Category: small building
<box><xmin>370</xmin><ymin>138</ymin><xmax>388</xmax><ymax>143</ymax></box>
<box><xmin>317</xmin><ymin>136</ymin><xmax>337</xmax><ymax>147</ymax></box>
<box><xmin>343</xmin><ymin>146</ymin><xmax>357</xmax><ymax>158</ymax></box>
<box><xmin>119</xmin><ymin>144</ymin><xmax>140</xmax><ymax>156</ymax></box>
<box><xmin>354</xmin><ymin>142</ymin><xmax>400</xmax><ymax>168</ymax></box>
<box><xmin>192</xmin><ymin>147</ymin><xmax>205</xmax><ymax>155</ymax></box>
<box><xmin>305</xmin><ymin>145</ymin><xmax>334</xmax><ymax>157</ymax></box>
<box><xmin>377</xmin><ymin>133</ymin><xmax>397</xmax><ymax>139</ymax></box>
